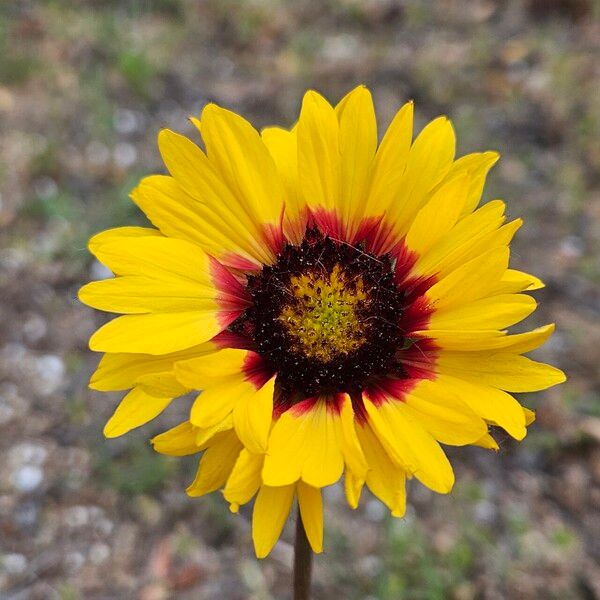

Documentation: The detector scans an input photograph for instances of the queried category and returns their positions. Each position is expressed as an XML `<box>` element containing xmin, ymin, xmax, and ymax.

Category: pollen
<box><xmin>278</xmin><ymin>265</ymin><xmax>369</xmax><ymax>362</ymax></box>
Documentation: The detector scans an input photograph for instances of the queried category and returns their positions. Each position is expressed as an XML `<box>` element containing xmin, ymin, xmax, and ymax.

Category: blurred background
<box><xmin>0</xmin><ymin>1</ymin><xmax>599</xmax><ymax>598</ymax></box>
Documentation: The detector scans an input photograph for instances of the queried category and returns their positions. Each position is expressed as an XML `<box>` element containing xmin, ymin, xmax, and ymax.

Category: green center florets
<box><xmin>278</xmin><ymin>264</ymin><xmax>369</xmax><ymax>363</ymax></box>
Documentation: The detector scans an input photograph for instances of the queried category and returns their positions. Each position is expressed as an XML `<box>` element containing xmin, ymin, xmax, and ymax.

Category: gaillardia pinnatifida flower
<box><xmin>80</xmin><ymin>86</ymin><xmax>565</xmax><ymax>558</ymax></box>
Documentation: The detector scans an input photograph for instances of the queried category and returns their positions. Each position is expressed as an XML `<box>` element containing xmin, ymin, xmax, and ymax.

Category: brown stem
<box><xmin>293</xmin><ymin>508</ymin><xmax>313</xmax><ymax>600</ymax></box>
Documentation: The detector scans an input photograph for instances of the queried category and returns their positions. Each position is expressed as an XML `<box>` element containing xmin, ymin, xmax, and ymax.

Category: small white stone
<box><xmin>474</xmin><ymin>499</ymin><xmax>496</xmax><ymax>524</ymax></box>
<box><xmin>321</xmin><ymin>34</ymin><xmax>360</xmax><ymax>62</ymax></box>
<box><xmin>22</xmin><ymin>314</ymin><xmax>48</xmax><ymax>344</ymax></box>
<box><xmin>65</xmin><ymin>505</ymin><xmax>90</xmax><ymax>527</ymax></box>
<box><xmin>95</xmin><ymin>517</ymin><xmax>114</xmax><ymax>537</ymax></box>
<box><xmin>0</xmin><ymin>248</ymin><xmax>28</xmax><ymax>272</ymax></box>
<box><xmin>9</xmin><ymin>442</ymin><xmax>48</xmax><ymax>467</ymax></box>
<box><xmin>10</xmin><ymin>465</ymin><xmax>43</xmax><ymax>493</ymax></box>
<box><xmin>89</xmin><ymin>543</ymin><xmax>110</xmax><ymax>565</ymax></box>
<box><xmin>560</xmin><ymin>235</ymin><xmax>584</xmax><ymax>259</ymax></box>
<box><xmin>113</xmin><ymin>108</ymin><xmax>139</xmax><ymax>134</ymax></box>
<box><xmin>2</xmin><ymin>553</ymin><xmax>27</xmax><ymax>575</ymax></box>
<box><xmin>113</xmin><ymin>142</ymin><xmax>137</xmax><ymax>169</ymax></box>
<box><xmin>34</xmin><ymin>354</ymin><xmax>65</xmax><ymax>395</ymax></box>
<box><xmin>240</xmin><ymin>558</ymin><xmax>266</xmax><ymax>592</ymax></box>
<box><xmin>64</xmin><ymin>551</ymin><xmax>85</xmax><ymax>573</ymax></box>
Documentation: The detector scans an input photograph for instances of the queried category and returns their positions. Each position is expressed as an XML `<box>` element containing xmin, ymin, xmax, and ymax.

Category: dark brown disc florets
<box><xmin>230</xmin><ymin>228</ymin><xmax>407</xmax><ymax>398</ymax></box>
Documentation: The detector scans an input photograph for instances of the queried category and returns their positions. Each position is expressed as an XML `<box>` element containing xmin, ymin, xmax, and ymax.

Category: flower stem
<box><xmin>293</xmin><ymin>509</ymin><xmax>313</xmax><ymax>600</ymax></box>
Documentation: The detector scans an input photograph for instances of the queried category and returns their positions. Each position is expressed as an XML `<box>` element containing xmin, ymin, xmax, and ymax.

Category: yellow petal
<box><xmin>420</xmin><ymin>330</ymin><xmax>506</xmax><ymax>349</ymax></box>
<box><xmin>472</xmin><ymin>433</ymin><xmax>499</xmax><ymax>451</ymax></box>
<box><xmin>263</xmin><ymin>398</ymin><xmax>345</xmax><ymax>488</ymax></box>
<box><xmin>88</xmin><ymin>226</ymin><xmax>161</xmax><ymax>256</ymax></box>
<box><xmin>151</xmin><ymin>421</ymin><xmax>199</xmax><ymax>456</ymax></box>
<box><xmin>179</xmin><ymin>349</ymin><xmax>267</xmax><ymax>431</ymax></box>
<box><xmin>440</xmin><ymin>151</ymin><xmax>500</xmax><ymax>216</ymax></box>
<box><xmin>89</xmin><ymin>344</ymin><xmax>215</xmax><ymax>391</ymax></box>
<box><xmin>523</xmin><ymin>407</ymin><xmax>536</xmax><ymax>425</ymax></box>
<box><xmin>201</xmin><ymin>103</ymin><xmax>284</xmax><ymax>229</ymax></box>
<box><xmin>130</xmin><ymin>175</ymin><xmax>206</xmax><ymax>246</ymax></box>
<box><xmin>356</xmin><ymin>423</ymin><xmax>407</xmax><ymax>516</ymax></box>
<box><xmin>158</xmin><ymin>128</ymin><xmax>273</xmax><ymax>265</ymax></box>
<box><xmin>261</xmin><ymin>126</ymin><xmax>306</xmax><ymax>244</ymax></box>
<box><xmin>402</xmin><ymin>379</ymin><xmax>487</xmax><ymax>445</ymax></box>
<box><xmin>103</xmin><ymin>388</ymin><xmax>173</xmax><ymax>438</ymax></box>
<box><xmin>131</xmin><ymin>175</ymin><xmax>260</xmax><ymax>268</ymax></box>
<box><xmin>297</xmin><ymin>90</ymin><xmax>340</xmax><ymax>214</ymax></box>
<box><xmin>344</xmin><ymin>470</ymin><xmax>364</xmax><ymax>510</ymax></box>
<box><xmin>233</xmin><ymin>377</ymin><xmax>275</xmax><ymax>454</ymax></box>
<box><xmin>89</xmin><ymin>311</ymin><xmax>225</xmax><ymax>355</ymax></box>
<box><xmin>79</xmin><ymin>276</ymin><xmax>219</xmax><ymax>314</ymax></box>
<box><xmin>363</xmin><ymin>397</ymin><xmax>455</xmax><ymax>493</ymax></box>
<box><xmin>252</xmin><ymin>484</ymin><xmax>295</xmax><ymax>559</ymax></box>
<box><xmin>489</xmin><ymin>269</ymin><xmax>545</xmax><ymax>294</ymax></box>
<box><xmin>427</xmin><ymin>218</ymin><xmax>521</xmax><ymax>280</ymax></box>
<box><xmin>194</xmin><ymin>414</ymin><xmax>234</xmax><ymax>448</ymax></box>
<box><xmin>334</xmin><ymin>86</ymin><xmax>357</xmax><ymax>116</ymax></box>
<box><xmin>511</xmin><ymin>270</ymin><xmax>545</xmax><ymax>291</ymax></box>
<box><xmin>411</xmin><ymin>200</ymin><xmax>506</xmax><ymax>278</ymax></box>
<box><xmin>436</xmin><ymin>352</ymin><xmax>566</xmax><ymax>392</ymax></box>
<box><xmin>189</xmin><ymin>380</ymin><xmax>245</xmax><ymax>429</ymax></box>
<box><xmin>402</xmin><ymin>115</ymin><xmax>456</xmax><ymax>203</ymax></box>
<box><xmin>365</xmin><ymin>101</ymin><xmax>413</xmax><ymax>217</ymax></box>
<box><xmin>91</xmin><ymin>344</ymin><xmax>215</xmax><ymax>392</ymax></box>
<box><xmin>426</xmin><ymin>294</ymin><xmax>536</xmax><ymax>333</ymax></box>
<box><xmin>435</xmin><ymin>374</ymin><xmax>528</xmax><ymax>440</ymax></box>
<box><xmin>179</xmin><ymin>350</ymin><xmax>272</xmax><ymax>434</ymax></box>
<box><xmin>297</xmin><ymin>481</ymin><xmax>324</xmax><ymax>554</ymax></box>
<box><xmin>337</xmin><ymin>85</ymin><xmax>377</xmax><ymax>239</ymax></box>
<box><xmin>421</xmin><ymin>323</ymin><xmax>554</xmax><ymax>353</ymax></box>
<box><xmin>405</xmin><ymin>173</ymin><xmax>469</xmax><ymax>256</ymax></box>
<box><xmin>83</xmin><ymin>236</ymin><xmax>248</xmax><ymax>319</ymax></box>
<box><xmin>88</xmin><ymin>235</ymin><xmax>215</xmax><ymax>282</ymax></box>
<box><xmin>175</xmin><ymin>348</ymin><xmax>248</xmax><ymax>389</ymax></box>
<box><xmin>339</xmin><ymin>394</ymin><xmax>368</xmax><ymax>481</ymax></box>
<box><xmin>187</xmin><ymin>431</ymin><xmax>242</xmax><ymax>497</ymax></box>
<box><xmin>426</xmin><ymin>247</ymin><xmax>509</xmax><ymax>309</ymax></box>
<box><xmin>134</xmin><ymin>371</ymin><xmax>187</xmax><ymax>397</ymax></box>
<box><xmin>189</xmin><ymin>116</ymin><xmax>201</xmax><ymax>134</ymax></box>
<box><xmin>384</xmin><ymin>116</ymin><xmax>455</xmax><ymax>240</ymax></box>
<box><xmin>223</xmin><ymin>449</ymin><xmax>263</xmax><ymax>509</ymax></box>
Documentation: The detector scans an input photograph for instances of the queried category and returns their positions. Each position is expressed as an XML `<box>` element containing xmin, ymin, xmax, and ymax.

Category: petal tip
<box><xmin>157</xmin><ymin>127</ymin><xmax>173</xmax><ymax>143</ymax></box>
<box><xmin>103</xmin><ymin>421</ymin><xmax>120</xmax><ymax>439</ymax></box>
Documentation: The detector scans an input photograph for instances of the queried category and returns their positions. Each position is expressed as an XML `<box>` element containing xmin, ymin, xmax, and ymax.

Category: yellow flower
<box><xmin>80</xmin><ymin>86</ymin><xmax>565</xmax><ymax>558</ymax></box>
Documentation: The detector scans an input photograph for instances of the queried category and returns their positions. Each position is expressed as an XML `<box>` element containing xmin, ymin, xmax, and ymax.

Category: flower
<box><xmin>80</xmin><ymin>86</ymin><xmax>565</xmax><ymax>558</ymax></box>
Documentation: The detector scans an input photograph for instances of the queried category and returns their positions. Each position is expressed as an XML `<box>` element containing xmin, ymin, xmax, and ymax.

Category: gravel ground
<box><xmin>1</xmin><ymin>1</ymin><xmax>599</xmax><ymax>598</ymax></box>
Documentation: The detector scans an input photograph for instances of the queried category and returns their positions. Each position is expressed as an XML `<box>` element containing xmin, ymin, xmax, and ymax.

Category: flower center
<box><xmin>231</xmin><ymin>228</ymin><xmax>406</xmax><ymax>398</ymax></box>
<box><xmin>278</xmin><ymin>264</ymin><xmax>369</xmax><ymax>363</ymax></box>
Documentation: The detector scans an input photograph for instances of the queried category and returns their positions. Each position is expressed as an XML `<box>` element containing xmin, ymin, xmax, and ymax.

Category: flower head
<box><xmin>80</xmin><ymin>86</ymin><xmax>565</xmax><ymax>558</ymax></box>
